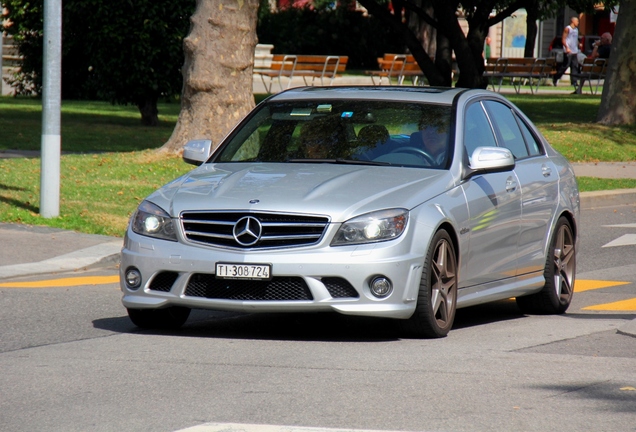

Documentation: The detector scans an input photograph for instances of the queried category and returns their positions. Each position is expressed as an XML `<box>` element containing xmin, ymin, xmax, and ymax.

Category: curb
<box><xmin>579</xmin><ymin>188</ymin><xmax>636</xmax><ymax>209</ymax></box>
<box><xmin>0</xmin><ymin>240</ymin><xmax>122</xmax><ymax>280</ymax></box>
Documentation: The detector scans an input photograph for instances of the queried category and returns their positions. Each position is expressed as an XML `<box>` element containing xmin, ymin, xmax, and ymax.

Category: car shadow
<box><xmin>94</xmin><ymin>299</ymin><xmax>531</xmax><ymax>342</ymax></box>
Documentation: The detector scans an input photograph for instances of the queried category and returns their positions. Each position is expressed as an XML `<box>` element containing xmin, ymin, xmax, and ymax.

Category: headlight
<box><xmin>131</xmin><ymin>201</ymin><xmax>177</xmax><ymax>241</ymax></box>
<box><xmin>331</xmin><ymin>209</ymin><xmax>408</xmax><ymax>246</ymax></box>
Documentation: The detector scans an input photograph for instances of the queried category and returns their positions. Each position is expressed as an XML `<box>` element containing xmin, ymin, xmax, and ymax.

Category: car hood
<box><xmin>146</xmin><ymin>163</ymin><xmax>453</xmax><ymax>222</ymax></box>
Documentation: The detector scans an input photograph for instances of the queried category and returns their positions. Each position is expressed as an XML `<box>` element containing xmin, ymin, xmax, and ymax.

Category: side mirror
<box><xmin>183</xmin><ymin>140</ymin><xmax>213</xmax><ymax>166</ymax></box>
<box><xmin>465</xmin><ymin>146</ymin><xmax>515</xmax><ymax>179</ymax></box>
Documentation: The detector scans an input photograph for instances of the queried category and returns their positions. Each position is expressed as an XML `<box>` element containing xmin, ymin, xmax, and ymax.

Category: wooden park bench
<box><xmin>366</xmin><ymin>54</ymin><xmax>424</xmax><ymax>85</ymax></box>
<box><xmin>484</xmin><ymin>57</ymin><xmax>556</xmax><ymax>94</ymax></box>
<box><xmin>571</xmin><ymin>58</ymin><xmax>608</xmax><ymax>95</ymax></box>
<box><xmin>254</xmin><ymin>54</ymin><xmax>348</xmax><ymax>94</ymax></box>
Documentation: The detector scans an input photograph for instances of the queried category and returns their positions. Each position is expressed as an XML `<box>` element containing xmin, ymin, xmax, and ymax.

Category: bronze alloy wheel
<box><xmin>516</xmin><ymin>216</ymin><xmax>575</xmax><ymax>314</ymax></box>
<box><xmin>403</xmin><ymin>229</ymin><xmax>458</xmax><ymax>338</ymax></box>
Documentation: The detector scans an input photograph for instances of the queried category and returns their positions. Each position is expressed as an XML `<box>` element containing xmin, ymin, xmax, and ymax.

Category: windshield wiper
<box><xmin>287</xmin><ymin>158</ymin><xmax>391</xmax><ymax>166</ymax></box>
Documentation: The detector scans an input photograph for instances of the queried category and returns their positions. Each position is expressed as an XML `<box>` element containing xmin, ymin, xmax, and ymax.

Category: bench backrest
<box><xmin>270</xmin><ymin>54</ymin><xmax>299</xmax><ymax>72</ymax></box>
<box><xmin>580</xmin><ymin>58</ymin><xmax>607</xmax><ymax>75</ymax></box>
<box><xmin>269</xmin><ymin>54</ymin><xmax>348</xmax><ymax>74</ymax></box>
<box><xmin>485</xmin><ymin>57</ymin><xmax>555</xmax><ymax>75</ymax></box>
<box><xmin>377</xmin><ymin>54</ymin><xmax>422</xmax><ymax>74</ymax></box>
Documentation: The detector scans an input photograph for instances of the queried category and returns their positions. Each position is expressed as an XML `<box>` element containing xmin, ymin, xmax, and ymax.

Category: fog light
<box><xmin>370</xmin><ymin>276</ymin><xmax>392</xmax><ymax>298</ymax></box>
<box><xmin>125</xmin><ymin>268</ymin><xmax>142</xmax><ymax>290</ymax></box>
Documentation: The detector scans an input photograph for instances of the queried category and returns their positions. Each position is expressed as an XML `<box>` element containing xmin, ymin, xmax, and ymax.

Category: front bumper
<box><xmin>120</xmin><ymin>227</ymin><xmax>426</xmax><ymax>319</ymax></box>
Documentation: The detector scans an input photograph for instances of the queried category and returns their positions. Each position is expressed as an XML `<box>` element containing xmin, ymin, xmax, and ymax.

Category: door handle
<box><xmin>506</xmin><ymin>177</ymin><xmax>517</xmax><ymax>192</ymax></box>
<box><xmin>542</xmin><ymin>165</ymin><xmax>552</xmax><ymax>177</ymax></box>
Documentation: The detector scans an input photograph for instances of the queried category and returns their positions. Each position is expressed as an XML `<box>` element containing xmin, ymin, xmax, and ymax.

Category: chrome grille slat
<box><xmin>260</xmin><ymin>234</ymin><xmax>322</xmax><ymax>241</ymax></box>
<box><xmin>185</xmin><ymin>219</ymin><xmax>235</xmax><ymax>226</ymax></box>
<box><xmin>183</xmin><ymin>231</ymin><xmax>234</xmax><ymax>240</ymax></box>
<box><xmin>180</xmin><ymin>211</ymin><xmax>329</xmax><ymax>249</ymax></box>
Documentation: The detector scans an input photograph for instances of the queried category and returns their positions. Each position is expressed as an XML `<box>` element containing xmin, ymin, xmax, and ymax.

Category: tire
<box><xmin>402</xmin><ymin>229</ymin><xmax>458</xmax><ymax>338</ymax></box>
<box><xmin>516</xmin><ymin>216</ymin><xmax>575</xmax><ymax>315</ymax></box>
<box><xmin>127</xmin><ymin>306</ymin><xmax>191</xmax><ymax>329</ymax></box>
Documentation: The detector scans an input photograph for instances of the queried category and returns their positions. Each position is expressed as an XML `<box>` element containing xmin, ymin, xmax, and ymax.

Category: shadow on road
<box><xmin>94</xmin><ymin>299</ymin><xmax>532</xmax><ymax>342</ymax></box>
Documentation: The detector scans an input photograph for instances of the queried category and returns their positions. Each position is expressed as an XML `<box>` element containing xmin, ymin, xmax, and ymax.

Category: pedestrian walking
<box><xmin>553</xmin><ymin>16</ymin><xmax>582</xmax><ymax>92</ymax></box>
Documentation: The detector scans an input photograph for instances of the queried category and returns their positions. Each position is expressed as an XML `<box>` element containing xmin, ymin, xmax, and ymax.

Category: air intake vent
<box><xmin>185</xmin><ymin>274</ymin><xmax>313</xmax><ymax>301</ymax></box>
<box><xmin>321</xmin><ymin>277</ymin><xmax>359</xmax><ymax>298</ymax></box>
<box><xmin>148</xmin><ymin>271</ymin><xmax>179</xmax><ymax>292</ymax></box>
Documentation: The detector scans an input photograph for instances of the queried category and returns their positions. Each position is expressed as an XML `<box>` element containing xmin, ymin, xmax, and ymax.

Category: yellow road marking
<box><xmin>583</xmin><ymin>298</ymin><xmax>636</xmax><ymax>311</ymax></box>
<box><xmin>574</xmin><ymin>279</ymin><xmax>631</xmax><ymax>292</ymax></box>
<box><xmin>0</xmin><ymin>275</ymin><xmax>119</xmax><ymax>288</ymax></box>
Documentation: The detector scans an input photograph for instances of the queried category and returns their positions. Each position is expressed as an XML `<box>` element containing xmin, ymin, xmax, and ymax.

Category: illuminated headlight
<box><xmin>331</xmin><ymin>209</ymin><xmax>408</xmax><ymax>246</ymax></box>
<box><xmin>131</xmin><ymin>201</ymin><xmax>177</xmax><ymax>241</ymax></box>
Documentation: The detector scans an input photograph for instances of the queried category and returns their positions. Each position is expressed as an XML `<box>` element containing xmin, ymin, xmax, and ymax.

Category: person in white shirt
<box><xmin>553</xmin><ymin>17</ymin><xmax>582</xmax><ymax>91</ymax></box>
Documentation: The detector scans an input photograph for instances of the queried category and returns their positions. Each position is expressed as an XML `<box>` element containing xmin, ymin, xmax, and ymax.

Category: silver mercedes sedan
<box><xmin>120</xmin><ymin>86</ymin><xmax>579</xmax><ymax>338</ymax></box>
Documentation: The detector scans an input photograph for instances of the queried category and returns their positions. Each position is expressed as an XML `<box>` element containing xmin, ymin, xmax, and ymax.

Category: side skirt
<box><xmin>457</xmin><ymin>272</ymin><xmax>544</xmax><ymax>309</ymax></box>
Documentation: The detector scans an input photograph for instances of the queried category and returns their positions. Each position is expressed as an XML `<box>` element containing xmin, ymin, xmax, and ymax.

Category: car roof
<box><xmin>268</xmin><ymin>86</ymin><xmax>473</xmax><ymax>105</ymax></box>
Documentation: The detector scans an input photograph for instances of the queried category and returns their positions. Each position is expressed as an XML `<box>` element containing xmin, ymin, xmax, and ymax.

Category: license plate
<box><xmin>215</xmin><ymin>262</ymin><xmax>272</xmax><ymax>280</ymax></box>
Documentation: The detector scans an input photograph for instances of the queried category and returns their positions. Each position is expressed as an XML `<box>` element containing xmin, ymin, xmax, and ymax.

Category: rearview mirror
<box><xmin>183</xmin><ymin>140</ymin><xmax>213</xmax><ymax>166</ymax></box>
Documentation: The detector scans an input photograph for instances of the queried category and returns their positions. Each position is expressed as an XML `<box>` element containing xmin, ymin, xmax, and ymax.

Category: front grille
<box><xmin>148</xmin><ymin>271</ymin><xmax>179</xmax><ymax>292</ymax></box>
<box><xmin>322</xmin><ymin>277</ymin><xmax>359</xmax><ymax>298</ymax></box>
<box><xmin>180</xmin><ymin>211</ymin><xmax>329</xmax><ymax>249</ymax></box>
<box><xmin>185</xmin><ymin>274</ymin><xmax>313</xmax><ymax>301</ymax></box>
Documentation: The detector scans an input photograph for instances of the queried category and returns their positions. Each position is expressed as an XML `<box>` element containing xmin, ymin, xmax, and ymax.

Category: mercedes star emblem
<box><xmin>233</xmin><ymin>216</ymin><xmax>263</xmax><ymax>246</ymax></box>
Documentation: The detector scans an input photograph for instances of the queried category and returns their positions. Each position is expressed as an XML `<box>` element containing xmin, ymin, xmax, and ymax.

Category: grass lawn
<box><xmin>507</xmin><ymin>94</ymin><xmax>636</xmax><ymax>162</ymax></box>
<box><xmin>1</xmin><ymin>93</ymin><xmax>635</xmax><ymax>236</ymax></box>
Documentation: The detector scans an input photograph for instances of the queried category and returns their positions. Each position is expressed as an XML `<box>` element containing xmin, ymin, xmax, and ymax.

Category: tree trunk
<box><xmin>137</xmin><ymin>96</ymin><xmax>159</xmax><ymax>126</ymax></box>
<box><xmin>442</xmin><ymin>5</ymin><xmax>487</xmax><ymax>89</ymax></box>
<box><xmin>357</xmin><ymin>0</ymin><xmax>446</xmax><ymax>86</ymax></box>
<box><xmin>406</xmin><ymin>0</ymin><xmax>436</xmax><ymax>57</ymax></box>
<box><xmin>160</xmin><ymin>0</ymin><xmax>260</xmax><ymax>155</ymax></box>
<box><xmin>435</xmin><ymin>30</ymin><xmax>453</xmax><ymax>86</ymax></box>
<box><xmin>597</xmin><ymin>0</ymin><xmax>636</xmax><ymax>125</ymax></box>
<box><xmin>524</xmin><ymin>7</ymin><xmax>538</xmax><ymax>58</ymax></box>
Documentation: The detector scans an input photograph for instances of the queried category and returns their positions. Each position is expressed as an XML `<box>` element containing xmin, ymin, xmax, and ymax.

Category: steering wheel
<box><xmin>390</xmin><ymin>146</ymin><xmax>435</xmax><ymax>166</ymax></box>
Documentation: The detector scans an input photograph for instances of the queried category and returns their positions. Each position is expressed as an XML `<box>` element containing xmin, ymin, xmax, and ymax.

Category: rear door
<box><xmin>483</xmin><ymin>100</ymin><xmax>558</xmax><ymax>276</ymax></box>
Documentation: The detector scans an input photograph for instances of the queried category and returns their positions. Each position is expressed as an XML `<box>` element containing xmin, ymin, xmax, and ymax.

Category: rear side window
<box><xmin>516</xmin><ymin>114</ymin><xmax>542</xmax><ymax>156</ymax></box>
<box><xmin>483</xmin><ymin>101</ymin><xmax>529</xmax><ymax>159</ymax></box>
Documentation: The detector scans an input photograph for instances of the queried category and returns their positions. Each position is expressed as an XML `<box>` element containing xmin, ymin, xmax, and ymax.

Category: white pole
<box><xmin>1</xmin><ymin>30</ymin><xmax>4</xmax><ymax>95</ymax></box>
<box><xmin>40</xmin><ymin>0</ymin><xmax>62</xmax><ymax>218</ymax></box>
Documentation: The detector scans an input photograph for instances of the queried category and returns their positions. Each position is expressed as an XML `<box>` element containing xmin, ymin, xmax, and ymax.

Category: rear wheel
<box><xmin>516</xmin><ymin>216</ymin><xmax>575</xmax><ymax>314</ymax></box>
<box><xmin>127</xmin><ymin>306</ymin><xmax>191</xmax><ymax>329</ymax></box>
<box><xmin>402</xmin><ymin>229</ymin><xmax>457</xmax><ymax>338</ymax></box>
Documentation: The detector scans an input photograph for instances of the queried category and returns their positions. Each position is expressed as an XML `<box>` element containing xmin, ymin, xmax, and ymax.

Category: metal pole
<box><xmin>40</xmin><ymin>0</ymin><xmax>62</xmax><ymax>218</ymax></box>
<box><xmin>1</xmin><ymin>30</ymin><xmax>4</xmax><ymax>95</ymax></box>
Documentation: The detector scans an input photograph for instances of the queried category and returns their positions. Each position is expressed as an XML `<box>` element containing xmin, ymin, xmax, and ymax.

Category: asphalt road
<box><xmin>0</xmin><ymin>204</ymin><xmax>635</xmax><ymax>432</ymax></box>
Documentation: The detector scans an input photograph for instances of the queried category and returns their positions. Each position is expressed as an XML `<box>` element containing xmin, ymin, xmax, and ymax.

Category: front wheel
<box><xmin>127</xmin><ymin>306</ymin><xmax>191</xmax><ymax>329</ymax></box>
<box><xmin>402</xmin><ymin>229</ymin><xmax>458</xmax><ymax>338</ymax></box>
<box><xmin>516</xmin><ymin>216</ymin><xmax>575</xmax><ymax>314</ymax></box>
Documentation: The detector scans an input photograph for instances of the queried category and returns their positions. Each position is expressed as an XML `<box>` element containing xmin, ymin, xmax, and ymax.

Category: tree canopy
<box><xmin>2</xmin><ymin>0</ymin><xmax>195</xmax><ymax>125</ymax></box>
<box><xmin>356</xmin><ymin>0</ymin><xmax>619</xmax><ymax>89</ymax></box>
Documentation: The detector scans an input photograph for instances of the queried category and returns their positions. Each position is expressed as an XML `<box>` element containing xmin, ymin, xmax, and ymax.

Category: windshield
<box><xmin>214</xmin><ymin>100</ymin><xmax>452</xmax><ymax>169</ymax></box>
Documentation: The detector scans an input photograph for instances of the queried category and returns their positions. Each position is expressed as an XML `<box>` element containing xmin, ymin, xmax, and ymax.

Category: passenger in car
<box><xmin>299</xmin><ymin>117</ymin><xmax>348</xmax><ymax>159</ymax></box>
<box><xmin>355</xmin><ymin>124</ymin><xmax>399</xmax><ymax>160</ymax></box>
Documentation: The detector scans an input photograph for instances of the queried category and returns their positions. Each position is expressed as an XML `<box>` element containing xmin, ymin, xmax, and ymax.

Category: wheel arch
<box><xmin>558</xmin><ymin>210</ymin><xmax>578</xmax><ymax>243</ymax></box>
<box><xmin>436</xmin><ymin>221</ymin><xmax>460</xmax><ymax>262</ymax></box>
